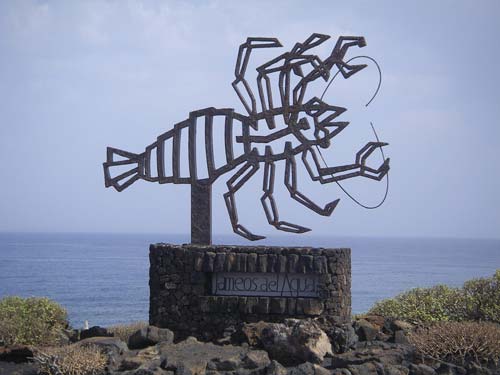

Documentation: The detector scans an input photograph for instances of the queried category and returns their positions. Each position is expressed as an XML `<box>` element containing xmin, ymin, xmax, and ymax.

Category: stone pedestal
<box><xmin>149</xmin><ymin>244</ymin><xmax>351</xmax><ymax>340</ymax></box>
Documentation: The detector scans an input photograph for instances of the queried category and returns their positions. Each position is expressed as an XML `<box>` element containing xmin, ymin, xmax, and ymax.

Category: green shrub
<box><xmin>409</xmin><ymin>321</ymin><xmax>500</xmax><ymax>366</ymax></box>
<box><xmin>369</xmin><ymin>285</ymin><xmax>464</xmax><ymax>323</ymax></box>
<box><xmin>34</xmin><ymin>344</ymin><xmax>107</xmax><ymax>375</ymax></box>
<box><xmin>462</xmin><ymin>270</ymin><xmax>500</xmax><ymax>323</ymax></box>
<box><xmin>0</xmin><ymin>296</ymin><xmax>68</xmax><ymax>346</ymax></box>
<box><xmin>368</xmin><ymin>270</ymin><xmax>500</xmax><ymax>324</ymax></box>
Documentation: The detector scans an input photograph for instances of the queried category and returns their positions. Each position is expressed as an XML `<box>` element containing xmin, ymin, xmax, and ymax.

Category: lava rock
<box><xmin>288</xmin><ymin>362</ymin><xmax>331</xmax><ymax>375</ymax></box>
<box><xmin>410</xmin><ymin>363</ymin><xmax>437</xmax><ymax>375</ymax></box>
<box><xmin>78</xmin><ymin>336</ymin><xmax>128</xmax><ymax>370</ymax></box>
<box><xmin>159</xmin><ymin>336</ymin><xmax>248</xmax><ymax>374</ymax></box>
<box><xmin>435</xmin><ymin>361</ymin><xmax>466</xmax><ymax>375</ymax></box>
<box><xmin>332</xmin><ymin>342</ymin><xmax>415</xmax><ymax>368</ymax></box>
<box><xmin>265</xmin><ymin>360</ymin><xmax>287</xmax><ymax>375</ymax></box>
<box><xmin>347</xmin><ymin>362</ymin><xmax>384</xmax><ymax>375</ymax></box>
<box><xmin>0</xmin><ymin>345</ymin><xmax>34</xmax><ymax>363</ymax></box>
<box><xmin>354</xmin><ymin>319</ymin><xmax>379</xmax><ymax>342</ymax></box>
<box><xmin>242</xmin><ymin>319</ymin><xmax>332</xmax><ymax>366</ymax></box>
<box><xmin>394</xmin><ymin>330</ymin><xmax>409</xmax><ymax>345</ymax></box>
<box><xmin>386</xmin><ymin>365</ymin><xmax>410</xmax><ymax>375</ymax></box>
<box><xmin>0</xmin><ymin>361</ymin><xmax>38</xmax><ymax>375</ymax></box>
<box><xmin>242</xmin><ymin>350</ymin><xmax>271</xmax><ymax>369</ymax></box>
<box><xmin>391</xmin><ymin>320</ymin><xmax>413</xmax><ymax>332</ymax></box>
<box><xmin>328</xmin><ymin>323</ymin><xmax>359</xmax><ymax>353</ymax></box>
<box><xmin>80</xmin><ymin>325</ymin><xmax>112</xmax><ymax>340</ymax></box>
<box><xmin>128</xmin><ymin>326</ymin><xmax>174</xmax><ymax>349</ymax></box>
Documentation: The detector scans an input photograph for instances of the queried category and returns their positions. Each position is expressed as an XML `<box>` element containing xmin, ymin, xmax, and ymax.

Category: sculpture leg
<box><xmin>223</xmin><ymin>161</ymin><xmax>265</xmax><ymax>241</ymax></box>
<box><xmin>261</xmin><ymin>147</ymin><xmax>310</xmax><ymax>233</ymax></box>
<box><xmin>285</xmin><ymin>147</ymin><xmax>339</xmax><ymax>216</ymax></box>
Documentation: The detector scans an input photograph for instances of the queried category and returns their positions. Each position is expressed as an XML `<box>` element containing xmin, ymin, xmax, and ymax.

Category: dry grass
<box><xmin>34</xmin><ymin>344</ymin><xmax>107</xmax><ymax>375</ymax></box>
<box><xmin>409</xmin><ymin>321</ymin><xmax>500</xmax><ymax>366</ymax></box>
<box><xmin>107</xmin><ymin>321</ymin><xmax>148</xmax><ymax>342</ymax></box>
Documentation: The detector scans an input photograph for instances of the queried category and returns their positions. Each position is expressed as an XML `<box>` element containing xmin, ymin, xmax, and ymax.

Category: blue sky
<box><xmin>0</xmin><ymin>0</ymin><xmax>499</xmax><ymax>240</ymax></box>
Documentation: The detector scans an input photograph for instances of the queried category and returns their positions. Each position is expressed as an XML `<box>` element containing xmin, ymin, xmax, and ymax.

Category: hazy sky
<box><xmin>1</xmin><ymin>0</ymin><xmax>499</xmax><ymax>240</ymax></box>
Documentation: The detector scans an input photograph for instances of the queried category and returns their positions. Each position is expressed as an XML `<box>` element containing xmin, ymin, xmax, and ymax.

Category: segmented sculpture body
<box><xmin>103</xmin><ymin>33</ymin><xmax>390</xmax><ymax>241</ymax></box>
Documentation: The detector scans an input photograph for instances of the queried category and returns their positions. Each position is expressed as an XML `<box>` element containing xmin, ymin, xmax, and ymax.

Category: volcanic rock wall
<box><xmin>149</xmin><ymin>244</ymin><xmax>351</xmax><ymax>340</ymax></box>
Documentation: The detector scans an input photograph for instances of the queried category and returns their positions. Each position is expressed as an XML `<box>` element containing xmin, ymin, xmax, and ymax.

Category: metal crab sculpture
<box><xmin>103</xmin><ymin>33</ymin><xmax>390</xmax><ymax>244</ymax></box>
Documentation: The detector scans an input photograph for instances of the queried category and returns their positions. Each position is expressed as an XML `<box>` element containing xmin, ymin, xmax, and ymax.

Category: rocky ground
<box><xmin>1</xmin><ymin>316</ymin><xmax>498</xmax><ymax>375</ymax></box>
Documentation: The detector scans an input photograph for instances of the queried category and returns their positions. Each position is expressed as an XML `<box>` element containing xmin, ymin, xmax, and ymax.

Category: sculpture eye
<box><xmin>304</xmin><ymin>97</ymin><xmax>325</xmax><ymax>116</ymax></box>
<box><xmin>298</xmin><ymin>117</ymin><xmax>310</xmax><ymax>130</ymax></box>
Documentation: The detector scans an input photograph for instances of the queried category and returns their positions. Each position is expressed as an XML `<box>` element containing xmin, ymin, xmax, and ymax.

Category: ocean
<box><xmin>0</xmin><ymin>233</ymin><xmax>498</xmax><ymax>328</ymax></box>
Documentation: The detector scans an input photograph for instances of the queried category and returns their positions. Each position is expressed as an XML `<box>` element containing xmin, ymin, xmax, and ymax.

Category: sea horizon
<box><xmin>1</xmin><ymin>232</ymin><xmax>499</xmax><ymax>328</ymax></box>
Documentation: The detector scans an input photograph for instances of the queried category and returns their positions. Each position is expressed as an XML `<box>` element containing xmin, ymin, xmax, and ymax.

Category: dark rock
<box><xmin>247</xmin><ymin>253</ymin><xmax>257</xmax><ymax>272</ymax></box>
<box><xmin>77</xmin><ymin>336</ymin><xmax>128</xmax><ymax>370</ymax></box>
<box><xmin>328</xmin><ymin>323</ymin><xmax>358</xmax><ymax>353</ymax></box>
<box><xmin>376</xmin><ymin>332</ymin><xmax>392</xmax><ymax>342</ymax></box>
<box><xmin>118</xmin><ymin>359</ymin><xmax>142</xmax><ymax>371</ymax></box>
<box><xmin>128</xmin><ymin>326</ymin><xmax>174</xmax><ymax>349</ymax></box>
<box><xmin>265</xmin><ymin>360</ymin><xmax>287</xmax><ymax>375</ymax></box>
<box><xmin>331</xmin><ymin>369</ymin><xmax>353</xmax><ymax>375</ymax></box>
<box><xmin>0</xmin><ymin>345</ymin><xmax>34</xmax><ymax>363</ymax></box>
<box><xmin>242</xmin><ymin>350</ymin><xmax>271</xmax><ymax>369</ymax></box>
<box><xmin>435</xmin><ymin>362</ymin><xmax>466</xmax><ymax>375</ymax></box>
<box><xmin>78</xmin><ymin>336</ymin><xmax>128</xmax><ymax>354</ymax></box>
<box><xmin>64</xmin><ymin>328</ymin><xmax>80</xmax><ymax>343</ymax></box>
<box><xmin>270</xmin><ymin>298</ymin><xmax>287</xmax><ymax>314</ymax></box>
<box><xmin>115</xmin><ymin>345</ymin><xmax>164</xmax><ymax>374</ymax></box>
<box><xmin>347</xmin><ymin>362</ymin><xmax>383</xmax><ymax>375</ymax></box>
<box><xmin>362</xmin><ymin>315</ymin><xmax>386</xmax><ymax>331</ymax></box>
<box><xmin>332</xmin><ymin>368</ymin><xmax>352</xmax><ymax>375</ymax></box>
<box><xmin>256</xmin><ymin>297</ymin><xmax>270</xmax><ymax>314</ymax></box>
<box><xmin>465</xmin><ymin>363</ymin><xmax>492</xmax><ymax>375</ymax></box>
<box><xmin>242</xmin><ymin>321</ymin><xmax>268</xmax><ymax>346</ymax></box>
<box><xmin>386</xmin><ymin>365</ymin><xmax>410</xmax><ymax>375</ymax></box>
<box><xmin>410</xmin><ymin>364</ymin><xmax>437</xmax><ymax>375</ymax></box>
<box><xmin>203</xmin><ymin>252</ymin><xmax>216</xmax><ymax>272</ymax></box>
<box><xmin>0</xmin><ymin>361</ymin><xmax>38</xmax><ymax>375</ymax></box>
<box><xmin>121</xmin><ymin>369</ymin><xmax>163</xmax><ymax>375</ymax></box>
<box><xmin>214</xmin><ymin>253</ymin><xmax>226</xmax><ymax>272</ymax></box>
<box><xmin>147</xmin><ymin>326</ymin><xmax>174</xmax><ymax>344</ymax></box>
<box><xmin>394</xmin><ymin>330</ymin><xmax>409</xmax><ymax>345</ymax></box>
<box><xmin>80</xmin><ymin>325</ymin><xmax>112</xmax><ymax>340</ymax></box>
<box><xmin>288</xmin><ymin>362</ymin><xmax>331</xmax><ymax>375</ymax></box>
<box><xmin>258</xmin><ymin>254</ymin><xmax>268</xmax><ymax>272</ymax></box>
<box><xmin>242</xmin><ymin>319</ymin><xmax>332</xmax><ymax>366</ymax></box>
<box><xmin>332</xmin><ymin>342</ymin><xmax>415</xmax><ymax>368</ymax></box>
<box><xmin>354</xmin><ymin>320</ymin><xmax>379</xmax><ymax>342</ymax></box>
<box><xmin>159</xmin><ymin>336</ymin><xmax>248</xmax><ymax>374</ymax></box>
<box><xmin>207</xmin><ymin>356</ymin><xmax>241</xmax><ymax>371</ymax></box>
<box><xmin>391</xmin><ymin>320</ymin><xmax>413</xmax><ymax>332</ymax></box>
<box><xmin>302</xmin><ymin>299</ymin><xmax>324</xmax><ymax>315</ymax></box>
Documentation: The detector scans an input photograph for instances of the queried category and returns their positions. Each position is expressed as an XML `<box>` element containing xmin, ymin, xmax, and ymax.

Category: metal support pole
<box><xmin>191</xmin><ymin>183</ymin><xmax>212</xmax><ymax>245</ymax></box>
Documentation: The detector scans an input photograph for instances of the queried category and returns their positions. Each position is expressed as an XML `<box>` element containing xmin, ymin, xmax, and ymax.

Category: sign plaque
<box><xmin>212</xmin><ymin>272</ymin><xmax>319</xmax><ymax>298</ymax></box>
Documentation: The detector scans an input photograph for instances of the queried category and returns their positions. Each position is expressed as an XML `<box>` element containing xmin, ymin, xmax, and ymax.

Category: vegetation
<box><xmin>462</xmin><ymin>271</ymin><xmax>500</xmax><ymax>323</ymax></box>
<box><xmin>34</xmin><ymin>344</ymin><xmax>107</xmax><ymax>375</ymax></box>
<box><xmin>409</xmin><ymin>322</ymin><xmax>500</xmax><ymax>366</ymax></box>
<box><xmin>107</xmin><ymin>321</ymin><xmax>148</xmax><ymax>342</ymax></box>
<box><xmin>368</xmin><ymin>270</ymin><xmax>500</xmax><ymax>323</ymax></box>
<box><xmin>0</xmin><ymin>296</ymin><xmax>68</xmax><ymax>346</ymax></box>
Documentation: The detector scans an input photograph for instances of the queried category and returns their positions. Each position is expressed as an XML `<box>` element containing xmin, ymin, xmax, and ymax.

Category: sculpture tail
<box><xmin>103</xmin><ymin>147</ymin><xmax>144</xmax><ymax>192</ymax></box>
